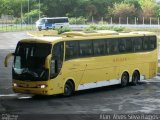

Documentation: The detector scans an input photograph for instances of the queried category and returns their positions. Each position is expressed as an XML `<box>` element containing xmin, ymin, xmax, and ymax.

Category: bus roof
<box><xmin>20</xmin><ymin>30</ymin><xmax>156</xmax><ymax>44</ymax></box>
<box><xmin>62</xmin><ymin>30</ymin><xmax>155</xmax><ymax>37</ymax></box>
<box><xmin>21</xmin><ymin>36</ymin><xmax>62</xmax><ymax>43</ymax></box>
<box><xmin>62</xmin><ymin>30</ymin><xmax>119</xmax><ymax>37</ymax></box>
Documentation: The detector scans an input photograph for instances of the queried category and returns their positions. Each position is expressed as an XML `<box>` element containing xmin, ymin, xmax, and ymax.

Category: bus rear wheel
<box><xmin>121</xmin><ymin>72</ymin><xmax>129</xmax><ymax>87</ymax></box>
<box><xmin>63</xmin><ymin>81</ymin><xmax>74</xmax><ymax>97</ymax></box>
<box><xmin>132</xmin><ymin>71</ymin><xmax>140</xmax><ymax>86</ymax></box>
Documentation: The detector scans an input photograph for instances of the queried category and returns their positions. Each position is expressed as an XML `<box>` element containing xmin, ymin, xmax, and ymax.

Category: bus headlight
<box><xmin>13</xmin><ymin>83</ymin><xmax>17</xmax><ymax>87</ymax></box>
<box><xmin>38</xmin><ymin>84</ymin><xmax>48</xmax><ymax>89</ymax></box>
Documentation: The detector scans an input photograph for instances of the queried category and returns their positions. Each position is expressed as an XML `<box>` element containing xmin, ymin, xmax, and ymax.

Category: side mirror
<box><xmin>45</xmin><ymin>54</ymin><xmax>51</xmax><ymax>69</ymax></box>
<box><xmin>4</xmin><ymin>53</ymin><xmax>14</xmax><ymax>67</ymax></box>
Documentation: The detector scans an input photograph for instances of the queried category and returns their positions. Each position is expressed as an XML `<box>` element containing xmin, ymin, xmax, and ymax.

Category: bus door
<box><xmin>50</xmin><ymin>42</ymin><xmax>64</xmax><ymax>80</ymax></box>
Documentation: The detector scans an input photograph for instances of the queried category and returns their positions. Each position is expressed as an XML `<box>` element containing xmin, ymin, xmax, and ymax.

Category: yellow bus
<box><xmin>4</xmin><ymin>31</ymin><xmax>157</xmax><ymax>96</ymax></box>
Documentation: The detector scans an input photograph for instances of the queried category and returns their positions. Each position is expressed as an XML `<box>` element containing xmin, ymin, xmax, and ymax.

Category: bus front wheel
<box><xmin>121</xmin><ymin>72</ymin><xmax>129</xmax><ymax>87</ymax></box>
<box><xmin>63</xmin><ymin>81</ymin><xmax>74</xmax><ymax>97</ymax></box>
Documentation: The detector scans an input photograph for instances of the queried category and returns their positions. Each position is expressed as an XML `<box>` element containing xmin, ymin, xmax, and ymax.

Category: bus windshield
<box><xmin>37</xmin><ymin>19</ymin><xmax>45</xmax><ymax>24</ymax></box>
<box><xmin>13</xmin><ymin>42</ymin><xmax>51</xmax><ymax>81</ymax></box>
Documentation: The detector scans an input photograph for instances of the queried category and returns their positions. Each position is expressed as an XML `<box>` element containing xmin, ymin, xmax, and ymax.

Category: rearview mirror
<box><xmin>4</xmin><ymin>53</ymin><xmax>14</xmax><ymax>67</ymax></box>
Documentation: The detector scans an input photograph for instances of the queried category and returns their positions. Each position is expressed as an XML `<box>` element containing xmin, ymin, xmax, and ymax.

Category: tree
<box><xmin>0</xmin><ymin>0</ymin><xmax>158</xmax><ymax>24</ymax></box>
<box><xmin>139</xmin><ymin>0</ymin><xmax>157</xmax><ymax>18</ymax></box>
<box><xmin>155</xmin><ymin>5</ymin><xmax>160</xmax><ymax>17</ymax></box>
<box><xmin>42</xmin><ymin>0</ymin><xmax>79</xmax><ymax>17</ymax></box>
<box><xmin>23</xmin><ymin>9</ymin><xmax>43</xmax><ymax>23</ymax></box>
<box><xmin>108</xmin><ymin>2</ymin><xmax>137</xmax><ymax>23</ymax></box>
<box><xmin>0</xmin><ymin>0</ymin><xmax>14</xmax><ymax>16</ymax></box>
<box><xmin>124</xmin><ymin>0</ymin><xmax>141</xmax><ymax>10</ymax></box>
<box><xmin>86</xmin><ymin>4</ymin><xmax>97</xmax><ymax>19</ymax></box>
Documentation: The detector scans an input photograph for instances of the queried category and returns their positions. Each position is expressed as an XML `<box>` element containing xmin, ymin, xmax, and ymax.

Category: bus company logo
<box><xmin>113</xmin><ymin>57</ymin><xmax>128</xmax><ymax>62</ymax></box>
<box><xmin>1</xmin><ymin>114</ymin><xmax>18</xmax><ymax>120</ymax></box>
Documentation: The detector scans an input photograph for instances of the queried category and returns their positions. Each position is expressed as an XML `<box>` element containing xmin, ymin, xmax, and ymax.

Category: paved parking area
<box><xmin>0</xmin><ymin>32</ymin><xmax>28</xmax><ymax>49</ymax></box>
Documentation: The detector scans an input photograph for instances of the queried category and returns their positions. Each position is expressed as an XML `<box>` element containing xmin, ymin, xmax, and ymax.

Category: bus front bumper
<box><xmin>13</xmin><ymin>87</ymin><xmax>52</xmax><ymax>95</ymax></box>
<box><xmin>12</xmin><ymin>80</ymin><xmax>56</xmax><ymax>95</ymax></box>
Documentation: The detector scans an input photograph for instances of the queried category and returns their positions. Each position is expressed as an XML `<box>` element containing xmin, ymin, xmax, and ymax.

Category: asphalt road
<box><xmin>0</xmin><ymin>32</ymin><xmax>160</xmax><ymax>120</ymax></box>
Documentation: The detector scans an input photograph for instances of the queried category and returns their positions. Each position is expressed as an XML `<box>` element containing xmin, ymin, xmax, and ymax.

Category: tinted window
<box><xmin>13</xmin><ymin>43</ymin><xmax>51</xmax><ymax>81</ymax></box>
<box><xmin>64</xmin><ymin>36</ymin><xmax>156</xmax><ymax>61</ymax></box>
<box><xmin>105</xmin><ymin>40</ymin><xmax>109</xmax><ymax>54</ymax></box>
<box><xmin>54</xmin><ymin>19</ymin><xmax>60</xmax><ymax>23</ymax></box>
<box><xmin>54</xmin><ymin>18</ymin><xmax>68</xmax><ymax>23</ymax></box>
<box><xmin>149</xmin><ymin>36</ymin><xmax>156</xmax><ymax>50</ymax></box>
<box><xmin>93</xmin><ymin>40</ymin><xmax>105</xmax><ymax>55</ymax></box>
<box><xmin>66</xmin><ymin>41</ymin><xmax>78</xmax><ymax>60</ymax></box>
<box><xmin>79</xmin><ymin>41</ymin><xmax>93</xmax><ymax>57</ymax></box>
<box><xmin>51</xmin><ymin>42</ymin><xmax>64</xmax><ymax>78</ymax></box>
<box><xmin>108</xmin><ymin>39</ymin><xmax>119</xmax><ymax>54</ymax></box>
<box><xmin>52</xmin><ymin>42</ymin><xmax>64</xmax><ymax>61</ymax></box>
<box><xmin>143</xmin><ymin>36</ymin><xmax>150</xmax><ymax>50</ymax></box>
<box><xmin>46</xmin><ymin>19</ymin><xmax>54</xmax><ymax>24</ymax></box>
<box><xmin>119</xmin><ymin>39</ymin><xmax>126</xmax><ymax>53</ymax></box>
<box><xmin>125</xmin><ymin>38</ymin><xmax>133</xmax><ymax>52</ymax></box>
<box><xmin>134</xmin><ymin>37</ymin><xmax>143</xmax><ymax>52</ymax></box>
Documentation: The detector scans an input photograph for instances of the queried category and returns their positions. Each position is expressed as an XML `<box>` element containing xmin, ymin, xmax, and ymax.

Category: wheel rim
<box><xmin>132</xmin><ymin>73</ymin><xmax>138</xmax><ymax>85</ymax></box>
<box><xmin>64</xmin><ymin>84</ymin><xmax>72</xmax><ymax>96</ymax></box>
<box><xmin>122</xmin><ymin>74</ymin><xmax>128</xmax><ymax>86</ymax></box>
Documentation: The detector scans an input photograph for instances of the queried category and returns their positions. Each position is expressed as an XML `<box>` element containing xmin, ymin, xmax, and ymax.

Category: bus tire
<box><xmin>132</xmin><ymin>71</ymin><xmax>140</xmax><ymax>86</ymax></box>
<box><xmin>121</xmin><ymin>72</ymin><xmax>129</xmax><ymax>87</ymax></box>
<box><xmin>63</xmin><ymin>81</ymin><xmax>74</xmax><ymax>97</ymax></box>
<box><xmin>38</xmin><ymin>28</ymin><xmax>41</xmax><ymax>31</ymax></box>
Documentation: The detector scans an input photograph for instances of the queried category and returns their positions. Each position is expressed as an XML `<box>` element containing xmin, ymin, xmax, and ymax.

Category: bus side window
<box><xmin>134</xmin><ymin>37</ymin><xmax>143</xmax><ymax>52</ymax></box>
<box><xmin>143</xmin><ymin>36</ymin><xmax>149</xmax><ymax>51</ymax></box>
<box><xmin>79</xmin><ymin>40</ymin><xmax>93</xmax><ymax>57</ymax></box>
<box><xmin>104</xmin><ymin>40</ymin><xmax>108</xmax><ymax>54</ymax></box>
<box><xmin>125</xmin><ymin>38</ymin><xmax>133</xmax><ymax>52</ymax></box>
<box><xmin>93</xmin><ymin>40</ymin><xmax>105</xmax><ymax>56</ymax></box>
<box><xmin>119</xmin><ymin>39</ymin><xmax>126</xmax><ymax>53</ymax></box>
<box><xmin>65</xmin><ymin>41</ymin><xmax>78</xmax><ymax>60</ymax></box>
<box><xmin>108</xmin><ymin>39</ymin><xmax>119</xmax><ymax>54</ymax></box>
<box><xmin>149</xmin><ymin>36</ymin><xmax>157</xmax><ymax>50</ymax></box>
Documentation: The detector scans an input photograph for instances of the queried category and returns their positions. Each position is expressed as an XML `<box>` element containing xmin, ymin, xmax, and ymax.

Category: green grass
<box><xmin>125</xmin><ymin>28</ymin><xmax>160</xmax><ymax>35</ymax></box>
<box><xmin>0</xmin><ymin>24</ymin><xmax>36</xmax><ymax>32</ymax></box>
